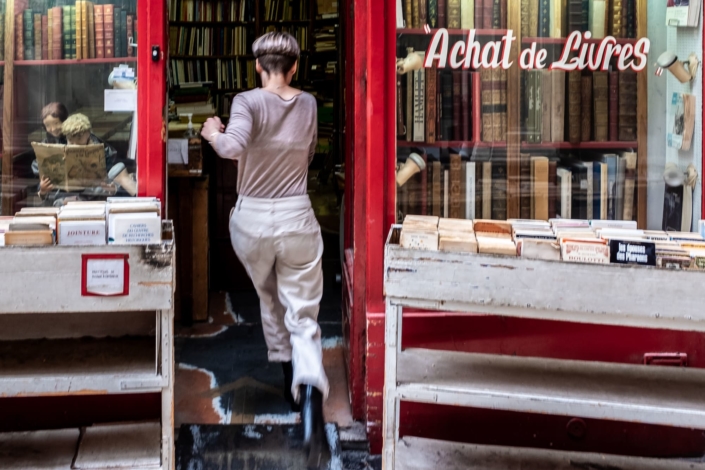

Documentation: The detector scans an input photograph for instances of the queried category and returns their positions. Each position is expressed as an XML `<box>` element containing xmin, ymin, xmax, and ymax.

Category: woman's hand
<box><xmin>39</xmin><ymin>177</ymin><xmax>54</xmax><ymax>196</ymax></box>
<box><xmin>201</xmin><ymin>117</ymin><xmax>225</xmax><ymax>144</ymax></box>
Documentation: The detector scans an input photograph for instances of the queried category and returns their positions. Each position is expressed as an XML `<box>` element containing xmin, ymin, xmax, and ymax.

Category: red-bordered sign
<box><xmin>81</xmin><ymin>254</ymin><xmax>130</xmax><ymax>297</ymax></box>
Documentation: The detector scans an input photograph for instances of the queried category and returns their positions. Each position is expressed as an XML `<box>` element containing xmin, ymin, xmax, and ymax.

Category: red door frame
<box><xmin>137</xmin><ymin>0</ymin><xmax>167</xmax><ymax>202</ymax></box>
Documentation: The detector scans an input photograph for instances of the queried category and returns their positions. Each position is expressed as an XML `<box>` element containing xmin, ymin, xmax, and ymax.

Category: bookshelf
<box><xmin>395</xmin><ymin>0</ymin><xmax>649</xmax><ymax>228</ymax></box>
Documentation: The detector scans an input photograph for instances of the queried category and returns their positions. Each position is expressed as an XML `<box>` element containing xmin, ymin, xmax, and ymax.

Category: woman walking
<box><xmin>201</xmin><ymin>32</ymin><xmax>328</xmax><ymax>466</ymax></box>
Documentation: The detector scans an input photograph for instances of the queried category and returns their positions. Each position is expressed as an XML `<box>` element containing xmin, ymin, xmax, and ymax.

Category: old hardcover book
<box><xmin>105</xmin><ymin>4</ymin><xmax>115</xmax><ymax>58</ymax></box>
<box><xmin>581</xmin><ymin>75</ymin><xmax>592</xmax><ymax>141</ymax></box>
<box><xmin>87</xmin><ymin>1</ymin><xmax>95</xmax><ymax>58</ymax></box>
<box><xmin>622</xmin><ymin>151</ymin><xmax>637</xmax><ymax>220</ymax></box>
<box><xmin>126</xmin><ymin>13</ymin><xmax>134</xmax><ymax>57</ymax></box>
<box><xmin>521</xmin><ymin>0</ymin><xmax>529</xmax><ymax>36</ymax></box>
<box><xmin>538</xmin><ymin>0</ymin><xmax>550</xmax><ymax>36</ymax></box>
<box><xmin>624</xmin><ymin>0</ymin><xmax>635</xmax><ymax>37</ymax></box>
<box><xmin>94</xmin><ymin>4</ymin><xmax>104</xmax><ymax>58</ymax></box>
<box><xmin>419</xmin><ymin>0</ymin><xmax>428</xmax><ymax>26</ymax></box>
<box><xmin>461</xmin><ymin>72</ymin><xmax>470</xmax><ymax>141</ymax></box>
<box><xmin>589</xmin><ymin>0</ymin><xmax>606</xmax><ymax>38</ymax></box>
<box><xmin>412</xmin><ymin>0</ymin><xmax>419</xmax><ymax>28</ymax></box>
<box><xmin>550</xmin><ymin>0</ymin><xmax>565</xmax><ymax>38</ymax></box>
<box><xmin>491</xmin><ymin>158</ymin><xmax>507</xmax><ymax>220</ymax></box>
<box><xmin>584</xmin><ymin>161</ymin><xmax>594</xmax><ymax>219</ymax></box>
<box><xmin>406</xmin><ymin>68</ymin><xmax>413</xmax><ymax>142</ymax></box>
<box><xmin>568</xmin><ymin>0</ymin><xmax>582</xmax><ymax>32</ymax></box>
<box><xmin>51</xmin><ymin>7</ymin><xmax>62</xmax><ymax>60</ymax></box>
<box><xmin>548</xmin><ymin>159</ymin><xmax>558</xmax><ymax>219</ymax></box>
<box><xmin>611</xmin><ymin>0</ymin><xmax>622</xmax><ymax>37</ymax></box>
<box><xmin>448</xmin><ymin>0</ymin><xmax>461</xmax><ymax>27</ymax></box>
<box><xmin>41</xmin><ymin>15</ymin><xmax>48</xmax><ymax>60</ymax></box>
<box><xmin>440</xmin><ymin>70</ymin><xmax>453</xmax><ymax>140</ymax></box>
<box><xmin>550</xmin><ymin>70</ymin><xmax>565</xmax><ymax>142</ymax></box>
<box><xmin>450</xmin><ymin>154</ymin><xmax>462</xmax><ymax>218</ymax></box>
<box><xmin>62</xmin><ymin>6</ymin><xmax>71</xmax><ymax>59</ymax></box>
<box><xmin>438</xmin><ymin>0</ymin><xmax>447</xmax><ymax>27</ymax></box>
<box><xmin>557</xmin><ymin>167</ymin><xmax>572</xmax><ymax>218</ymax></box>
<box><xmin>581</xmin><ymin>0</ymin><xmax>589</xmax><ymax>30</ymax></box>
<box><xmin>593</xmin><ymin>71</ymin><xmax>609</xmax><ymax>141</ymax></box>
<box><xmin>453</xmin><ymin>71</ymin><xmax>462</xmax><ymax>139</ymax></box>
<box><xmin>528</xmin><ymin>0</ymin><xmax>539</xmax><ymax>36</ymax></box>
<box><xmin>120</xmin><ymin>9</ymin><xmax>128</xmax><ymax>57</ymax></box>
<box><xmin>520</xmin><ymin>153</ymin><xmax>532</xmax><ymax>219</ymax></box>
<box><xmin>48</xmin><ymin>9</ymin><xmax>53</xmax><ymax>59</ymax></box>
<box><xmin>608</xmin><ymin>71</ymin><xmax>618</xmax><ymax>141</ymax></box>
<box><xmin>413</xmin><ymin>54</ymin><xmax>426</xmax><ymax>142</ymax></box>
<box><xmin>534</xmin><ymin>70</ymin><xmax>543</xmax><ymax>142</ymax></box>
<box><xmin>461</xmin><ymin>0</ymin><xmax>474</xmax><ymax>29</ymax></box>
<box><xmin>531</xmin><ymin>156</ymin><xmax>549</xmax><ymax>220</ymax></box>
<box><xmin>426</xmin><ymin>67</ymin><xmax>437</xmax><ymax>143</ymax></box>
<box><xmin>570</xmin><ymin>161</ymin><xmax>588</xmax><ymax>219</ymax></box>
<box><xmin>482</xmin><ymin>161</ymin><xmax>492</xmax><ymax>219</ymax></box>
<box><xmin>480</xmin><ymin>68</ymin><xmax>493</xmax><ymax>142</ymax></box>
<box><xmin>71</xmin><ymin>6</ymin><xmax>76</xmax><ymax>59</ymax></box>
<box><xmin>618</xmin><ymin>71</ymin><xmax>637</xmax><ymax>141</ymax></box>
<box><xmin>23</xmin><ymin>10</ymin><xmax>34</xmax><ymax>60</ymax></box>
<box><xmin>15</xmin><ymin>13</ymin><xmax>24</xmax><ymax>60</ymax></box>
<box><xmin>495</xmin><ymin>68</ymin><xmax>507</xmax><ymax>142</ymax></box>
<box><xmin>568</xmin><ymin>71</ymin><xmax>582</xmax><ymax>144</ymax></box>
<box><xmin>465</xmin><ymin>162</ymin><xmax>475</xmax><ymax>219</ymax></box>
<box><xmin>428</xmin><ymin>0</ymin><xmax>438</xmax><ymax>27</ymax></box>
<box><xmin>541</xmin><ymin>70</ymin><xmax>552</xmax><ymax>142</ymax></box>
<box><xmin>492</xmin><ymin>0</ymin><xmax>501</xmax><ymax>28</ymax></box>
<box><xmin>432</xmin><ymin>160</ymin><xmax>442</xmax><ymax>216</ymax></box>
<box><xmin>34</xmin><ymin>13</ymin><xmax>42</xmax><ymax>61</ymax></box>
<box><xmin>75</xmin><ymin>1</ymin><xmax>82</xmax><ymax>59</ymax></box>
<box><xmin>482</xmin><ymin>0</ymin><xmax>493</xmax><ymax>28</ymax></box>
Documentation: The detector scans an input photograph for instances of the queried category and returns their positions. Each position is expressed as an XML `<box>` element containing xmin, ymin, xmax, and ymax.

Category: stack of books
<box><xmin>57</xmin><ymin>201</ymin><xmax>107</xmax><ymax>245</ymax></box>
<box><xmin>4</xmin><ymin>208</ymin><xmax>59</xmax><ymax>246</ymax></box>
<box><xmin>107</xmin><ymin>197</ymin><xmax>162</xmax><ymax>245</ymax></box>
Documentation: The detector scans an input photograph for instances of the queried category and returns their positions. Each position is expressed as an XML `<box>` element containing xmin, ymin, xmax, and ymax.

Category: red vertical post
<box><xmin>137</xmin><ymin>0</ymin><xmax>167</xmax><ymax>201</ymax></box>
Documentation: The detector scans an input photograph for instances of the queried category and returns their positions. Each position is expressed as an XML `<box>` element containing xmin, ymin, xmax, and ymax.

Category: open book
<box><xmin>31</xmin><ymin>142</ymin><xmax>106</xmax><ymax>191</ymax></box>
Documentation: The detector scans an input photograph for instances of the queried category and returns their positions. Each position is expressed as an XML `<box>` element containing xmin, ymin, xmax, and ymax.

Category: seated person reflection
<box><xmin>32</xmin><ymin>102</ymin><xmax>69</xmax><ymax>187</ymax></box>
<box><xmin>37</xmin><ymin>113</ymin><xmax>136</xmax><ymax>206</ymax></box>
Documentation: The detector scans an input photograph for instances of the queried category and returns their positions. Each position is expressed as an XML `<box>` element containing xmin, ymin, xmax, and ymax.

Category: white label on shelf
<box><xmin>104</xmin><ymin>89</ymin><xmax>136</xmax><ymax>112</ymax></box>
<box><xmin>85</xmin><ymin>258</ymin><xmax>125</xmax><ymax>296</ymax></box>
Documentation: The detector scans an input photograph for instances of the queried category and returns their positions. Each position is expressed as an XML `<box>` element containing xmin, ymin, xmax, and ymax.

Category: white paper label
<box><xmin>85</xmin><ymin>259</ymin><xmax>125</xmax><ymax>295</ymax></box>
<box><xmin>104</xmin><ymin>89</ymin><xmax>137</xmax><ymax>112</ymax></box>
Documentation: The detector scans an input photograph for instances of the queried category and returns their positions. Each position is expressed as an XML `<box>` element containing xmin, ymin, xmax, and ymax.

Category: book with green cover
<box><xmin>23</xmin><ymin>9</ymin><xmax>34</xmax><ymax>60</ymax></box>
<box><xmin>62</xmin><ymin>5</ymin><xmax>71</xmax><ymax>58</ymax></box>
<box><xmin>70</xmin><ymin>5</ymin><xmax>76</xmax><ymax>59</ymax></box>
<box><xmin>428</xmin><ymin>0</ymin><xmax>438</xmax><ymax>27</ymax></box>
<box><xmin>114</xmin><ymin>6</ymin><xmax>121</xmax><ymax>57</ymax></box>
<box><xmin>120</xmin><ymin>9</ymin><xmax>127</xmax><ymax>57</ymax></box>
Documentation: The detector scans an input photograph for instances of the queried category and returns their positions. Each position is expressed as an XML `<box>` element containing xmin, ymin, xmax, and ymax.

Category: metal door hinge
<box><xmin>644</xmin><ymin>352</ymin><xmax>688</xmax><ymax>367</ymax></box>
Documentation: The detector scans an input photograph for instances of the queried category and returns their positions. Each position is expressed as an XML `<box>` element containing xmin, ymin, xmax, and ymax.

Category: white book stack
<box><xmin>107</xmin><ymin>198</ymin><xmax>162</xmax><ymax>245</ymax></box>
<box><xmin>58</xmin><ymin>203</ymin><xmax>107</xmax><ymax>246</ymax></box>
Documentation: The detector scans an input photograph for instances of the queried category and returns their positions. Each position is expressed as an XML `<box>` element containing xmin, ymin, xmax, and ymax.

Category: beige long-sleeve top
<box><xmin>213</xmin><ymin>88</ymin><xmax>318</xmax><ymax>198</ymax></box>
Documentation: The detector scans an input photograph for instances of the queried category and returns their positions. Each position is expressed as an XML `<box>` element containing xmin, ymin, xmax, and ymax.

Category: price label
<box><xmin>81</xmin><ymin>254</ymin><xmax>130</xmax><ymax>296</ymax></box>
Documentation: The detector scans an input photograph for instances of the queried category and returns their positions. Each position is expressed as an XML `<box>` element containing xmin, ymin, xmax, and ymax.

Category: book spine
<box><xmin>550</xmin><ymin>70</ymin><xmax>565</xmax><ymax>142</ymax></box>
<box><xmin>482</xmin><ymin>0</ymin><xmax>493</xmax><ymax>28</ymax></box>
<box><xmin>492</xmin><ymin>0</ymin><xmax>500</xmax><ymax>28</ymax></box>
<box><xmin>447</xmin><ymin>0</ymin><xmax>460</xmax><ymax>29</ymax></box>
<box><xmin>52</xmin><ymin>7</ymin><xmax>63</xmax><ymax>60</ymax></box>
<box><xmin>34</xmin><ymin>13</ymin><xmax>42</xmax><ymax>61</ymax></box>
<box><xmin>568</xmin><ymin>70</ymin><xmax>582</xmax><ymax>144</ymax></box>
<box><xmin>428</xmin><ymin>0</ymin><xmax>438</xmax><ymax>27</ymax></box>
<box><xmin>520</xmin><ymin>0</ymin><xmax>529</xmax><ymax>37</ymax></box>
<box><xmin>540</xmin><ymin>69</ymin><xmax>551</xmax><ymax>143</ymax></box>
<box><xmin>520</xmin><ymin>153</ymin><xmax>531</xmax><ymax>219</ymax></box>
<box><xmin>548</xmin><ymin>160</ymin><xmax>557</xmax><ymax>219</ymax></box>
<box><xmin>440</xmin><ymin>70</ymin><xmax>453</xmax><ymax>140</ymax></box>
<box><xmin>581</xmin><ymin>0</ymin><xmax>589</xmax><ymax>31</ymax></box>
<box><xmin>126</xmin><ymin>13</ymin><xmax>134</xmax><ymax>57</ymax></box>
<box><xmin>433</xmin><ymin>161</ymin><xmax>442</xmax><ymax>216</ymax></box>
<box><xmin>475</xmin><ymin>0</ymin><xmax>483</xmax><ymax>29</ymax></box>
<box><xmin>63</xmin><ymin>6</ymin><xmax>71</xmax><ymax>59</ymax></box>
<box><xmin>491</xmin><ymin>158</ymin><xmax>507</xmax><ymax>220</ymax></box>
<box><xmin>623</xmin><ymin>152</ymin><xmax>637</xmax><ymax>220</ymax></box>
<box><xmin>450</xmin><ymin>153</ymin><xmax>462</xmax><ymax>219</ymax></box>
<box><xmin>526</xmin><ymin>70</ymin><xmax>535</xmax><ymax>143</ymax></box>
<box><xmin>88</xmin><ymin>1</ymin><xmax>96</xmax><ymax>59</ymax></box>
<box><xmin>568</xmin><ymin>0</ymin><xmax>582</xmax><ymax>32</ymax></box>
<box><xmin>538</xmin><ymin>0</ymin><xmax>550</xmax><ymax>37</ymax></box>
<box><xmin>419</xmin><ymin>0</ymin><xmax>428</xmax><ymax>27</ymax></box>
<box><xmin>475</xmin><ymin>162</ymin><xmax>483</xmax><ymax>220</ymax></box>
<box><xmin>618</xmin><ymin>71</ymin><xmax>637</xmax><ymax>141</ymax></box>
<box><xmin>406</xmin><ymin>70</ymin><xmax>413</xmax><ymax>142</ymax></box>
<box><xmin>529</xmin><ymin>0</ymin><xmax>539</xmax><ymax>36</ymax></box>
<box><xmin>593</xmin><ymin>71</ymin><xmax>609</xmax><ymax>141</ymax></box>
<box><xmin>461</xmin><ymin>0</ymin><xmax>474</xmax><ymax>29</ymax></box>
<box><xmin>105</xmin><ymin>4</ymin><xmax>115</xmax><ymax>58</ymax></box>
<box><xmin>426</xmin><ymin>66</ymin><xmax>437</xmax><ymax>143</ymax></box>
<box><xmin>482</xmin><ymin>161</ymin><xmax>492</xmax><ymax>219</ymax></box>
<box><xmin>15</xmin><ymin>14</ymin><xmax>23</xmax><ymax>60</ymax></box>
<box><xmin>71</xmin><ymin>6</ymin><xmax>76</xmax><ymax>60</ymax></box>
<box><xmin>452</xmin><ymin>71</ymin><xmax>462</xmax><ymax>139</ymax></box>
<box><xmin>438</xmin><ymin>0</ymin><xmax>446</xmax><ymax>27</ymax></box>
<box><xmin>412</xmin><ymin>0</ymin><xmax>420</xmax><ymax>28</ymax></box>
<box><xmin>95</xmin><ymin>4</ymin><xmax>104</xmax><ymax>58</ymax></box>
<box><xmin>534</xmin><ymin>69</ymin><xmax>542</xmax><ymax>142</ymax></box>
<box><xmin>404</xmin><ymin>0</ymin><xmax>412</xmax><ymax>27</ymax></box>
<box><xmin>581</xmin><ymin>75</ymin><xmax>592</xmax><ymax>141</ymax></box>
<box><xmin>612</xmin><ymin>0</ymin><xmax>622</xmax><ymax>38</ymax></box>
<box><xmin>120</xmin><ymin>10</ymin><xmax>127</xmax><ymax>57</ymax></box>
<box><xmin>412</xmin><ymin>56</ymin><xmax>426</xmax><ymax>141</ymax></box>
<box><xmin>48</xmin><ymin>9</ymin><xmax>53</xmax><ymax>60</ymax></box>
<box><xmin>41</xmin><ymin>15</ymin><xmax>48</xmax><ymax>60</ymax></box>
<box><xmin>461</xmin><ymin>71</ymin><xmax>470</xmax><ymax>141</ymax></box>
<box><xmin>608</xmin><ymin>70</ymin><xmax>619</xmax><ymax>141</ymax></box>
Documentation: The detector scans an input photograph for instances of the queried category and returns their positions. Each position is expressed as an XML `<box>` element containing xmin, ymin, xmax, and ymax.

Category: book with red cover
<box><xmin>51</xmin><ymin>7</ymin><xmax>62</xmax><ymax>60</ymax></box>
<box><xmin>426</xmin><ymin>66</ymin><xmax>437</xmax><ymax>143</ymax></box>
<box><xmin>608</xmin><ymin>70</ymin><xmax>619</xmax><ymax>141</ymax></box>
<box><xmin>483</xmin><ymin>0</ymin><xmax>493</xmax><ymax>28</ymax></box>
<box><xmin>94</xmin><ymin>4</ymin><xmax>104</xmax><ymax>58</ymax></box>
<box><xmin>41</xmin><ymin>15</ymin><xmax>48</xmax><ymax>60</ymax></box>
<box><xmin>438</xmin><ymin>0</ymin><xmax>447</xmax><ymax>28</ymax></box>
<box><xmin>104</xmin><ymin>4</ymin><xmax>115</xmax><ymax>57</ymax></box>
<box><xmin>15</xmin><ymin>14</ymin><xmax>23</xmax><ymax>60</ymax></box>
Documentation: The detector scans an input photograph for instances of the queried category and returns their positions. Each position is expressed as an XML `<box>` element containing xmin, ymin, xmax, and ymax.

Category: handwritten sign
<box><xmin>81</xmin><ymin>254</ymin><xmax>130</xmax><ymax>296</ymax></box>
<box><xmin>424</xmin><ymin>29</ymin><xmax>650</xmax><ymax>72</ymax></box>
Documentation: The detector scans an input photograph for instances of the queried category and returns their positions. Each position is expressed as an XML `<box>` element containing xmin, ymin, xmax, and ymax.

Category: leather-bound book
<box><xmin>568</xmin><ymin>71</ymin><xmax>582</xmax><ymax>144</ymax></box>
<box><xmin>480</xmin><ymin>68</ymin><xmax>493</xmax><ymax>142</ymax></box>
<box><xmin>448</xmin><ymin>0</ymin><xmax>461</xmax><ymax>27</ymax></box>
<box><xmin>548</xmin><ymin>159</ymin><xmax>558</xmax><ymax>219</ymax></box>
<box><xmin>426</xmin><ymin>67</ymin><xmax>437</xmax><ymax>143</ymax></box>
<box><xmin>581</xmin><ymin>75</ymin><xmax>592</xmax><ymax>141</ymax></box>
<box><xmin>482</xmin><ymin>0</ymin><xmax>493</xmax><ymax>28</ymax></box>
<box><xmin>581</xmin><ymin>0</ymin><xmax>589</xmax><ymax>31</ymax></box>
<box><xmin>452</xmin><ymin>71</ymin><xmax>462</xmax><ymax>139</ymax></box>
<box><xmin>412</xmin><ymin>0</ymin><xmax>419</xmax><ymax>28</ymax></box>
<box><xmin>618</xmin><ymin>71</ymin><xmax>637</xmax><ymax>141</ymax></box>
<box><xmin>568</xmin><ymin>0</ymin><xmax>582</xmax><ymax>32</ymax></box>
<box><xmin>404</xmin><ymin>0</ymin><xmax>413</xmax><ymax>27</ymax></box>
<box><xmin>541</xmin><ymin>70</ymin><xmax>552</xmax><ymax>143</ymax></box>
<box><xmin>461</xmin><ymin>0</ymin><xmax>474</xmax><ymax>29</ymax></box>
<box><xmin>450</xmin><ymin>153</ymin><xmax>462</xmax><ymax>218</ymax></box>
<box><xmin>41</xmin><ymin>15</ymin><xmax>48</xmax><ymax>60</ymax></box>
<box><xmin>34</xmin><ymin>13</ymin><xmax>41</xmax><ymax>61</ymax></box>
<box><xmin>440</xmin><ymin>70</ymin><xmax>453</xmax><ymax>141</ymax></box>
<box><xmin>23</xmin><ymin>10</ymin><xmax>34</xmax><ymax>60</ymax></box>
<box><xmin>412</xmin><ymin>55</ymin><xmax>426</xmax><ymax>142</ymax></box>
<box><xmin>47</xmin><ymin>9</ymin><xmax>53</xmax><ymax>59</ymax></box>
<box><xmin>624</xmin><ymin>0</ymin><xmax>635</xmax><ymax>38</ymax></box>
<box><xmin>520</xmin><ymin>153</ymin><xmax>532</xmax><ymax>219</ymax></box>
<box><xmin>15</xmin><ymin>13</ymin><xmax>23</xmax><ymax>60</ymax></box>
<box><xmin>593</xmin><ymin>71</ymin><xmax>609</xmax><ymax>141</ymax></box>
<box><xmin>492</xmin><ymin>0</ymin><xmax>500</xmax><ymax>28</ymax></box>
<box><xmin>461</xmin><ymin>72</ymin><xmax>470</xmax><ymax>141</ymax></box>
<box><xmin>611</xmin><ymin>0</ymin><xmax>622</xmax><ymax>37</ymax></box>
<box><xmin>491</xmin><ymin>68</ymin><xmax>505</xmax><ymax>142</ymax></box>
<box><xmin>87</xmin><ymin>1</ymin><xmax>95</xmax><ymax>58</ymax></box>
<box><xmin>438</xmin><ymin>0</ymin><xmax>447</xmax><ymax>27</ymax></box>
<box><xmin>420</xmin><ymin>0</ymin><xmax>428</xmax><ymax>26</ymax></box>
<box><xmin>521</xmin><ymin>0</ymin><xmax>529</xmax><ymax>37</ymax></box>
<box><xmin>428</xmin><ymin>0</ymin><xmax>438</xmax><ymax>27</ymax></box>
<box><xmin>538</xmin><ymin>0</ymin><xmax>550</xmax><ymax>37</ymax></box>
<box><xmin>126</xmin><ymin>13</ymin><xmax>134</xmax><ymax>57</ymax></box>
<box><xmin>475</xmin><ymin>0</ymin><xmax>483</xmax><ymax>29</ymax></box>
<box><xmin>51</xmin><ymin>7</ymin><xmax>62</xmax><ymax>59</ymax></box>
<box><xmin>94</xmin><ymin>4</ymin><xmax>104</xmax><ymax>58</ymax></box>
<box><xmin>608</xmin><ymin>71</ymin><xmax>618</xmax><ymax>141</ymax></box>
<box><xmin>105</xmin><ymin>4</ymin><xmax>115</xmax><ymax>58</ymax></box>
<box><xmin>550</xmin><ymin>70</ymin><xmax>565</xmax><ymax>142</ymax></box>
<box><xmin>529</xmin><ymin>0</ymin><xmax>539</xmax><ymax>36</ymax></box>
<box><xmin>491</xmin><ymin>158</ymin><xmax>507</xmax><ymax>220</ymax></box>
<box><xmin>120</xmin><ymin>9</ymin><xmax>127</xmax><ymax>57</ymax></box>
<box><xmin>75</xmin><ymin>1</ymin><xmax>82</xmax><ymax>58</ymax></box>
<box><xmin>62</xmin><ymin>6</ymin><xmax>71</xmax><ymax>59</ymax></box>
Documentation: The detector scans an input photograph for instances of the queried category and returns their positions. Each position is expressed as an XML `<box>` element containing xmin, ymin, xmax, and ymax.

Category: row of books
<box><xmin>16</xmin><ymin>3</ymin><xmax>135</xmax><ymax>61</ymax></box>
<box><xmin>314</xmin><ymin>25</ymin><xmax>335</xmax><ymax>52</ymax></box>
<box><xmin>397</xmin><ymin>151</ymin><xmax>638</xmax><ymax>223</ymax></box>
<box><xmin>398</xmin><ymin>56</ymin><xmax>507</xmax><ymax>144</ymax></box>
<box><xmin>169</xmin><ymin>25</ymin><xmax>250</xmax><ymax>56</ymax></box>
<box><xmin>263</xmin><ymin>0</ymin><xmax>308</xmax><ymax>21</ymax></box>
<box><xmin>0</xmin><ymin>198</ymin><xmax>161</xmax><ymax>247</ymax></box>
<box><xmin>399</xmin><ymin>0</ymin><xmax>505</xmax><ymax>30</ymax></box>
<box><xmin>399</xmin><ymin>215</ymin><xmax>705</xmax><ymax>271</ymax></box>
<box><xmin>263</xmin><ymin>24</ymin><xmax>308</xmax><ymax>50</ymax></box>
<box><xmin>170</xmin><ymin>58</ymin><xmax>255</xmax><ymax>90</ymax></box>
<box><xmin>398</xmin><ymin>0</ymin><xmax>636</xmax><ymax>39</ymax></box>
<box><xmin>523</xmin><ymin>69</ymin><xmax>637</xmax><ymax>144</ymax></box>
<box><xmin>168</xmin><ymin>0</ymin><xmax>254</xmax><ymax>22</ymax></box>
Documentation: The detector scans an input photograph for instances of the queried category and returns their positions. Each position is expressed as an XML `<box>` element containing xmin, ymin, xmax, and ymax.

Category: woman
<box><xmin>201</xmin><ymin>32</ymin><xmax>327</xmax><ymax>464</ymax></box>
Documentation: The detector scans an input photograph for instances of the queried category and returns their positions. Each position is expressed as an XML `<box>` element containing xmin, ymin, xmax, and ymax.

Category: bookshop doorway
<box><xmin>166</xmin><ymin>0</ymin><xmax>345</xmax><ymax>323</ymax></box>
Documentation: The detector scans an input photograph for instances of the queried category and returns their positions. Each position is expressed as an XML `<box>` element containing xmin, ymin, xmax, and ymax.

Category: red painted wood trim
<box><xmin>137</xmin><ymin>0</ymin><xmax>167</xmax><ymax>203</ymax></box>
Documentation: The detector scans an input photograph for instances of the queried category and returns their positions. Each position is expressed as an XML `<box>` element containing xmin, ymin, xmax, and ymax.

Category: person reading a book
<box><xmin>201</xmin><ymin>32</ymin><xmax>327</xmax><ymax>465</ymax></box>
<box><xmin>33</xmin><ymin>102</ymin><xmax>69</xmax><ymax>195</ymax></box>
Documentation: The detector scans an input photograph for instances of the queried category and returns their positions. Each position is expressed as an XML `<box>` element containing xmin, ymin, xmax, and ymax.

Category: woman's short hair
<box><xmin>252</xmin><ymin>32</ymin><xmax>300</xmax><ymax>75</ymax></box>
<box><xmin>41</xmin><ymin>102</ymin><xmax>69</xmax><ymax>123</ymax></box>
<box><xmin>61</xmin><ymin>113</ymin><xmax>92</xmax><ymax>137</ymax></box>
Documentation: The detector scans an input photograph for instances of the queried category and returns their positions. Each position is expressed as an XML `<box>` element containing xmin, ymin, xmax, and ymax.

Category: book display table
<box><xmin>0</xmin><ymin>241</ymin><xmax>175</xmax><ymax>469</ymax></box>
<box><xmin>382</xmin><ymin>226</ymin><xmax>705</xmax><ymax>469</ymax></box>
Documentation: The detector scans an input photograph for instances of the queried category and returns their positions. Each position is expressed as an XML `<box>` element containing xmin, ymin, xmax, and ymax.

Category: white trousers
<box><xmin>229</xmin><ymin>195</ymin><xmax>329</xmax><ymax>402</ymax></box>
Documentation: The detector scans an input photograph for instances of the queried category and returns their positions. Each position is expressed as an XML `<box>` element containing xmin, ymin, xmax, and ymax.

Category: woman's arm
<box><xmin>203</xmin><ymin>94</ymin><xmax>254</xmax><ymax>160</ymax></box>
